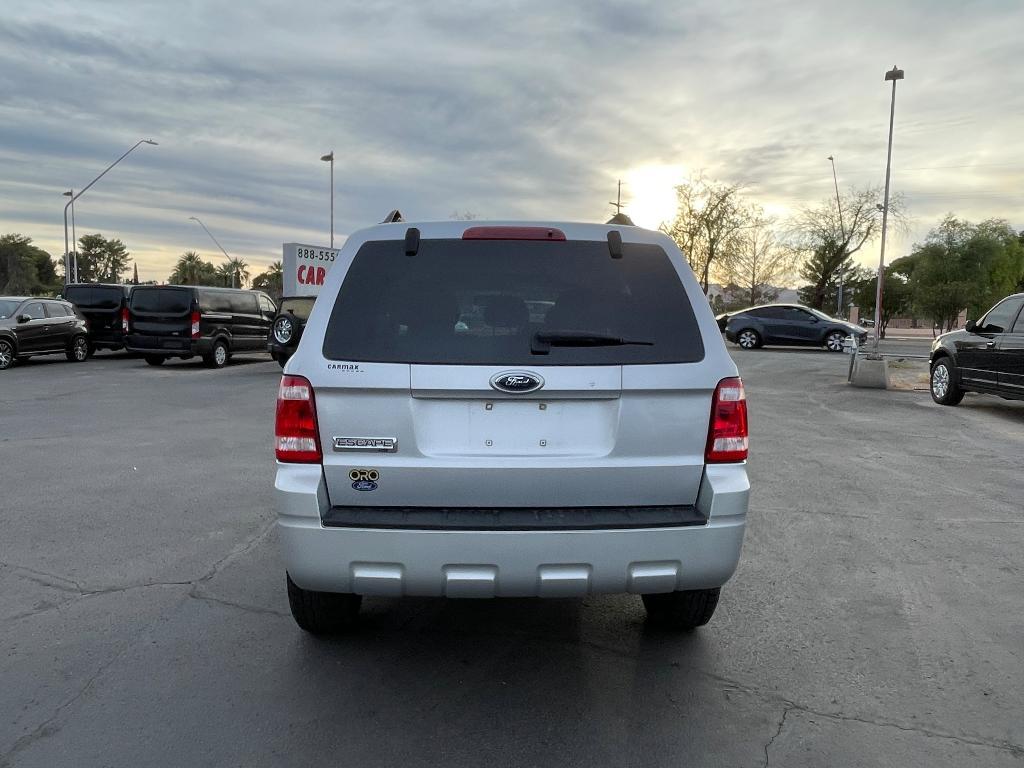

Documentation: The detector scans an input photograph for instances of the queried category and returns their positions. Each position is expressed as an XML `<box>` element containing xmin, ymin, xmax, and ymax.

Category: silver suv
<box><xmin>274</xmin><ymin>222</ymin><xmax>749</xmax><ymax>633</ymax></box>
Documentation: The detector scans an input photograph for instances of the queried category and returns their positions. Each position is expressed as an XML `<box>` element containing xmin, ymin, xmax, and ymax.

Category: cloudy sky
<box><xmin>2</xmin><ymin>0</ymin><xmax>1022</xmax><ymax>282</ymax></box>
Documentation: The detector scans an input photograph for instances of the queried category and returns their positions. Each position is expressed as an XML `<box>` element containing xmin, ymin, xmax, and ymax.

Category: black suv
<box><xmin>724</xmin><ymin>304</ymin><xmax>868</xmax><ymax>351</ymax></box>
<box><xmin>929</xmin><ymin>292</ymin><xmax>1024</xmax><ymax>405</ymax></box>
<box><xmin>0</xmin><ymin>297</ymin><xmax>90</xmax><ymax>370</ymax></box>
<box><xmin>62</xmin><ymin>283</ymin><xmax>134</xmax><ymax>352</ymax></box>
<box><xmin>267</xmin><ymin>296</ymin><xmax>315</xmax><ymax>368</ymax></box>
<box><xmin>125</xmin><ymin>286</ymin><xmax>277</xmax><ymax>368</ymax></box>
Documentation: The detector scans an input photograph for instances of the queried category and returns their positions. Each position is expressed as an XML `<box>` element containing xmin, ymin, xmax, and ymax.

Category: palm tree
<box><xmin>169</xmin><ymin>251</ymin><xmax>205</xmax><ymax>284</ymax></box>
<box><xmin>219</xmin><ymin>257</ymin><xmax>250</xmax><ymax>288</ymax></box>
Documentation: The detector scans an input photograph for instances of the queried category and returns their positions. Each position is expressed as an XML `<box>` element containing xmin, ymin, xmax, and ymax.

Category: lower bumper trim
<box><xmin>321</xmin><ymin>504</ymin><xmax>706</xmax><ymax>531</ymax></box>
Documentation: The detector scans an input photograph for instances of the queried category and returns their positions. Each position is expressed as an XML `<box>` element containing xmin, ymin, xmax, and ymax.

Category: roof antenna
<box><xmin>404</xmin><ymin>227</ymin><xmax>420</xmax><ymax>256</ymax></box>
<box><xmin>607</xmin><ymin>230</ymin><xmax>623</xmax><ymax>259</ymax></box>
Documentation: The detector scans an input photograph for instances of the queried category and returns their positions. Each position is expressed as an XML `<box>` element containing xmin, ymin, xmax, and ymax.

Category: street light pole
<box><xmin>62</xmin><ymin>190</ymin><xmax>77</xmax><ymax>282</ymax></box>
<box><xmin>873</xmin><ymin>66</ymin><xmax>904</xmax><ymax>352</ymax></box>
<box><xmin>63</xmin><ymin>139</ymin><xmax>158</xmax><ymax>285</ymax></box>
<box><xmin>320</xmin><ymin>151</ymin><xmax>334</xmax><ymax>247</ymax></box>
<box><xmin>827</xmin><ymin>156</ymin><xmax>846</xmax><ymax>317</ymax></box>
<box><xmin>188</xmin><ymin>216</ymin><xmax>233</xmax><ymax>284</ymax></box>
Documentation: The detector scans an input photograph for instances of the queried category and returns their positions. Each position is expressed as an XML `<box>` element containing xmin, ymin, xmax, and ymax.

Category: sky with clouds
<box><xmin>2</xmin><ymin>0</ymin><xmax>1022</xmax><ymax>282</ymax></box>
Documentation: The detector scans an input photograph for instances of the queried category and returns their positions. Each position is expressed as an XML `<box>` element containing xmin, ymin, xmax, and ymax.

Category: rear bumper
<box><xmin>275</xmin><ymin>463</ymin><xmax>749</xmax><ymax>598</ymax></box>
<box><xmin>125</xmin><ymin>335</ymin><xmax>213</xmax><ymax>356</ymax></box>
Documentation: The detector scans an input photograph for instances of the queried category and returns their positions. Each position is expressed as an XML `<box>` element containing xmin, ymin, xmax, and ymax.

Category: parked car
<box><xmin>724</xmin><ymin>304</ymin><xmax>867</xmax><ymax>351</ymax></box>
<box><xmin>929</xmin><ymin>292</ymin><xmax>1024</xmax><ymax>405</ymax></box>
<box><xmin>125</xmin><ymin>285</ymin><xmax>277</xmax><ymax>368</ymax></box>
<box><xmin>62</xmin><ymin>283</ymin><xmax>134</xmax><ymax>352</ymax></box>
<box><xmin>0</xmin><ymin>297</ymin><xmax>90</xmax><ymax>370</ymax></box>
<box><xmin>275</xmin><ymin>221</ymin><xmax>750</xmax><ymax>634</ymax></box>
<box><xmin>715</xmin><ymin>312</ymin><xmax>730</xmax><ymax>332</ymax></box>
<box><xmin>268</xmin><ymin>296</ymin><xmax>316</xmax><ymax>368</ymax></box>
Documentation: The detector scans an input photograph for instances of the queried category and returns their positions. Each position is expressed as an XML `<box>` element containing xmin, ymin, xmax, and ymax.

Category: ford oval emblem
<box><xmin>490</xmin><ymin>370</ymin><xmax>544</xmax><ymax>394</ymax></box>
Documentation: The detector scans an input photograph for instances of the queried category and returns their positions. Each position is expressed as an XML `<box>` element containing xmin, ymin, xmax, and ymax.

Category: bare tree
<box><xmin>661</xmin><ymin>173</ymin><xmax>752</xmax><ymax>292</ymax></box>
<box><xmin>717</xmin><ymin>214</ymin><xmax>797</xmax><ymax>307</ymax></box>
<box><xmin>791</xmin><ymin>185</ymin><xmax>906</xmax><ymax>310</ymax></box>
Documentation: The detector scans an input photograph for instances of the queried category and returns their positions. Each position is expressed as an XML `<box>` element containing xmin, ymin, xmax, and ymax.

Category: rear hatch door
<box><xmin>129</xmin><ymin>287</ymin><xmax>192</xmax><ymax>343</ymax></box>
<box><xmin>313</xmin><ymin>234</ymin><xmax>710</xmax><ymax>508</ymax></box>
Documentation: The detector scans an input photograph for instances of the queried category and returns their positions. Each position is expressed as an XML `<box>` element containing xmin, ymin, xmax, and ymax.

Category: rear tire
<box><xmin>930</xmin><ymin>357</ymin><xmax>964</xmax><ymax>406</ymax></box>
<box><xmin>66</xmin><ymin>335</ymin><xmax>90</xmax><ymax>362</ymax></box>
<box><xmin>144</xmin><ymin>355</ymin><xmax>166</xmax><ymax>366</ymax></box>
<box><xmin>736</xmin><ymin>329</ymin><xmax>761</xmax><ymax>349</ymax></box>
<box><xmin>204</xmin><ymin>340</ymin><xmax>229</xmax><ymax>369</ymax></box>
<box><xmin>642</xmin><ymin>587</ymin><xmax>721</xmax><ymax>630</ymax></box>
<box><xmin>287</xmin><ymin>573</ymin><xmax>361</xmax><ymax>634</ymax></box>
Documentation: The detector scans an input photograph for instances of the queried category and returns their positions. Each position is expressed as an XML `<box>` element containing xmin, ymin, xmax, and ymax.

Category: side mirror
<box><xmin>17</xmin><ymin>314</ymin><xmax>31</xmax><ymax>324</ymax></box>
<box><xmin>965</xmin><ymin>319</ymin><xmax>977</xmax><ymax>333</ymax></box>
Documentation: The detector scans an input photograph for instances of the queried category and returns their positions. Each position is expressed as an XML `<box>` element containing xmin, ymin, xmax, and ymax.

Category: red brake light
<box><xmin>462</xmin><ymin>226</ymin><xmax>566</xmax><ymax>241</ymax></box>
<box><xmin>121</xmin><ymin>307</ymin><xmax>130</xmax><ymax>334</ymax></box>
<box><xmin>706</xmin><ymin>377</ymin><xmax>748</xmax><ymax>463</ymax></box>
<box><xmin>275</xmin><ymin>375</ymin><xmax>322</xmax><ymax>463</ymax></box>
<box><xmin>190</xmin><ymin>310</ymin><xmax>200</xmax><ymax>339</ymax></box>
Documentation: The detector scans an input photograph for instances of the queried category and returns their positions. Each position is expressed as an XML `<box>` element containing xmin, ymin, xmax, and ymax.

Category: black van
<box><xmin>63</xmin><ymin>283</ymin><xmax>134</xmax><ymax>352</ymax></box>
<box><xmin>125</xmin><ymin>286</ymin><xmax>277</xmax><ymax>368</ymax></box>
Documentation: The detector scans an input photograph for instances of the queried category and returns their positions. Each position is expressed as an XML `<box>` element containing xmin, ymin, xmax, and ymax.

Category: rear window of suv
<box><xmin>323</xmin><ymin>238</ymin><xmax>704</xmax><ymax>365</ymax></box>
<box><xmin>131</xmin><ymin>288</ymin><xmax>192</xmax><ymax>314</ymax></box>
<box><xmin>65</xmin><ymin>285</ymin><xmax>124</xmax><ymax>309</ymax></box>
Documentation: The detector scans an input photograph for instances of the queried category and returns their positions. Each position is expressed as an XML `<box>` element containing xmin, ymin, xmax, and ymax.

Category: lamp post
<box><xmin>320</xmin><ymin>151</ymin><xmax>334</xmax><ymax>248</ymax></box>
<box><xmin>873</xmin><ymin>66</ymin><xmax>904</xmax><ymax>352</ymax></box>
<box><xmin>188</xmin><ymin>216</ymin><xmax>233</xmax><ymax>285</ymax></box>
<box><xmin>62</xmin><ymin>190</ymin><xmax>77</xmax><ymax>282</ymax></box>
<box><xmin>63</xmin><ymin>139</ymin><xmax>158</xmax><ymax>285</ymax></box>
<box><xmin>827</xmin><ymin>156</ymin><xmax>846</xmax><ymax>317</ymax></box>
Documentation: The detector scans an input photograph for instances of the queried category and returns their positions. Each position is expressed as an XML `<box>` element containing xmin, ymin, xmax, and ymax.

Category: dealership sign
<box><xmin>281</xmin><ymin>243</ymin><xmax>340</xmax><ymax>297</ymax></box>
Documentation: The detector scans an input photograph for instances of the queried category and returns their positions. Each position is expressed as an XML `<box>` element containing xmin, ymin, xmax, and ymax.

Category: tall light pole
<box><xmin>62</xmin><ymin>190</ymin><xmax>77</xmax><ymax>282</ymax></box>
<box><xmin>63</xmin><ymin>139</ymin><xmax>158</xmax><ymax>285</ymax></box>
<box><xmin>827</xmin><ymin>156</ymin><xmax>847</xmax><ymax>317</ymax></box>
<box><xmin>188</xmin><ymin>216</ymin><xmax>233</xmax><ymax>285</ymax></box>
<box><xmin>873</xmin><ymin>66</ymin><xmax>904</xmax><ymax>352</ymax></box>
<box><xmin>320</xmin><ymin>151</ymin><xmax>334</xmax><ymax>247</ymax></box>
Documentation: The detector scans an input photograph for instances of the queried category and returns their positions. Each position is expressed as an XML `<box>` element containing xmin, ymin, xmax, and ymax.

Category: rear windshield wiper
<box><xmin>531</xmin><ymin>330</ymin><xmax>654</xmax><ymax>355</ymax></box>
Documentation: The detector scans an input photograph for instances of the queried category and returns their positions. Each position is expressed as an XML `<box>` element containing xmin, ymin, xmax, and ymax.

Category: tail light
<box><xmin>190</xmin><ymin>310</ymin><xmax>200</xmax><ymax>339</ymax></box>
<box><xmin>275</xmin><ymin>375</ymin><xmax>321</xmax><ymax>463</ymax></box>
<box><xmin>462</xmin><ymin>226</ymin><xmax>566</xmax><ymax>241</ymax></box>
<box><xmin>121</xmin><ymin>307</ymin><xmax>130</xmax><ymax>334</ymax></box>
<box><xmin>706</xmin><ymin>377</ymin><xmax>748</xmax><ymax>463</ymax></box>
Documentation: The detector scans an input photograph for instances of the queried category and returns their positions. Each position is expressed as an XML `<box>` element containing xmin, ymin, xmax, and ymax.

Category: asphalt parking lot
<box><xmin>2</xmin><ymin>343</ymin><xmax>1022</xmax><ymax>767</ymax></box>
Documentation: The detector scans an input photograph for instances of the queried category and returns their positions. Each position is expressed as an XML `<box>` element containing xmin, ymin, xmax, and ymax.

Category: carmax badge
<box><xmin>332</xmin><ymin>436</ymin><xmax>398</xmax><ymax>452</ymax></box>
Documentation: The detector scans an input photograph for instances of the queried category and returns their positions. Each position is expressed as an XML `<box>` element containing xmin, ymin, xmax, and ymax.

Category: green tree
<box><xmin>904</xmin><ymin>216</ymin><xmax>1024</xmax><ymax>332</ymax></box>
<box><xmin>792</xmin><ymin>186</ymin><xmax>905</xmax><ymax>311</ymax></box>
<box><xmin>0</xmin><ymin>234</ymin><xmax>60</xmax><ymax>295</ymax></box>
<box><xmin>216</xmin><ymin>257</ymin><xmax>250</xmax><ymax>288</ymax></box>
<box><xmin>75</xmin><ymin>234</ymin><xmax>130</xmax><ymax>283</ymax></box>
<box><xmin>169</xmin><ymin>251</ymin><xmax>219</xmax><ymax>285</ymax></box>
<box><xmin>252</xmin><ymin>261</ymin><xmax>283</xmax><ymax>298</ymax></box>
<box><xmin>850</xmin><ymin>260</ymin><xmax>914</xmax><ymax>338</ymax></box>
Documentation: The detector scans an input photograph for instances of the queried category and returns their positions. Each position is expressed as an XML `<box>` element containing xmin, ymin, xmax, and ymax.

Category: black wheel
<box><xmin>0</xmin><ymin>339</ymin><xmax>15</xmax><ymax>370</ymax></box>
<box><xmin>825</xmin><ymin>330</ymin><xmax>847</xmax><ymax>353</ymax></box>
<box><xmin>272</xmin><ymin>314</ymin><xmax>298</xmax><ymax>347</ymax></box>
<box><xmin>66</xmin><ymin>335</ymin><xmax>90</xmax><ymax>362</ymax></box>
<box><xmin>204</xmin><ymin>339</ymin><xmax>230</xmax><ymax>369</ymax></box>
<box><xmin>642</xmin><ymin>587</ymin><xmax>721</xmax><ymax>630</ymax></box>
<box><xmin>736</xmin><ymin>329</ymin><xmax>761</xmax><ymax>350</ymax></box>
<box><xmin>286</xmin><ymin>573</ymin><xmax>361</xmax><ymax>634</ymax></box>
<box><xmin>930</xmin><ymin>357</ymin><xmax>964</xmax><ymax>406</ymax></box>
<box><xmin>144</xmin><ymin>355</ymin><xmax>166</xmax><ymax>366</ymax></box>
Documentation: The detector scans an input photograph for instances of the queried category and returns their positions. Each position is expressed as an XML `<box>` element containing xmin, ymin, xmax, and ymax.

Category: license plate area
<box><xmin>412</xmin><ymin>399</ymin><xmax>617</xmax><ymax>457</ymax></box>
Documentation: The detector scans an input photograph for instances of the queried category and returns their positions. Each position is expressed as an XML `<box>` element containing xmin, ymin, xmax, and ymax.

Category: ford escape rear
<box><xmin>275</xmin><ymin>221</ymin><xmax>750</xmax><ymax>633</ymax></box>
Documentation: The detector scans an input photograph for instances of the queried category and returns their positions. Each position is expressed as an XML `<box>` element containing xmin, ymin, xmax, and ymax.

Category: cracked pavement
<box><xmin>1</xmin><ymin>344</ymin><xmax>1022</xmax><ymax>767</ymax></box>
